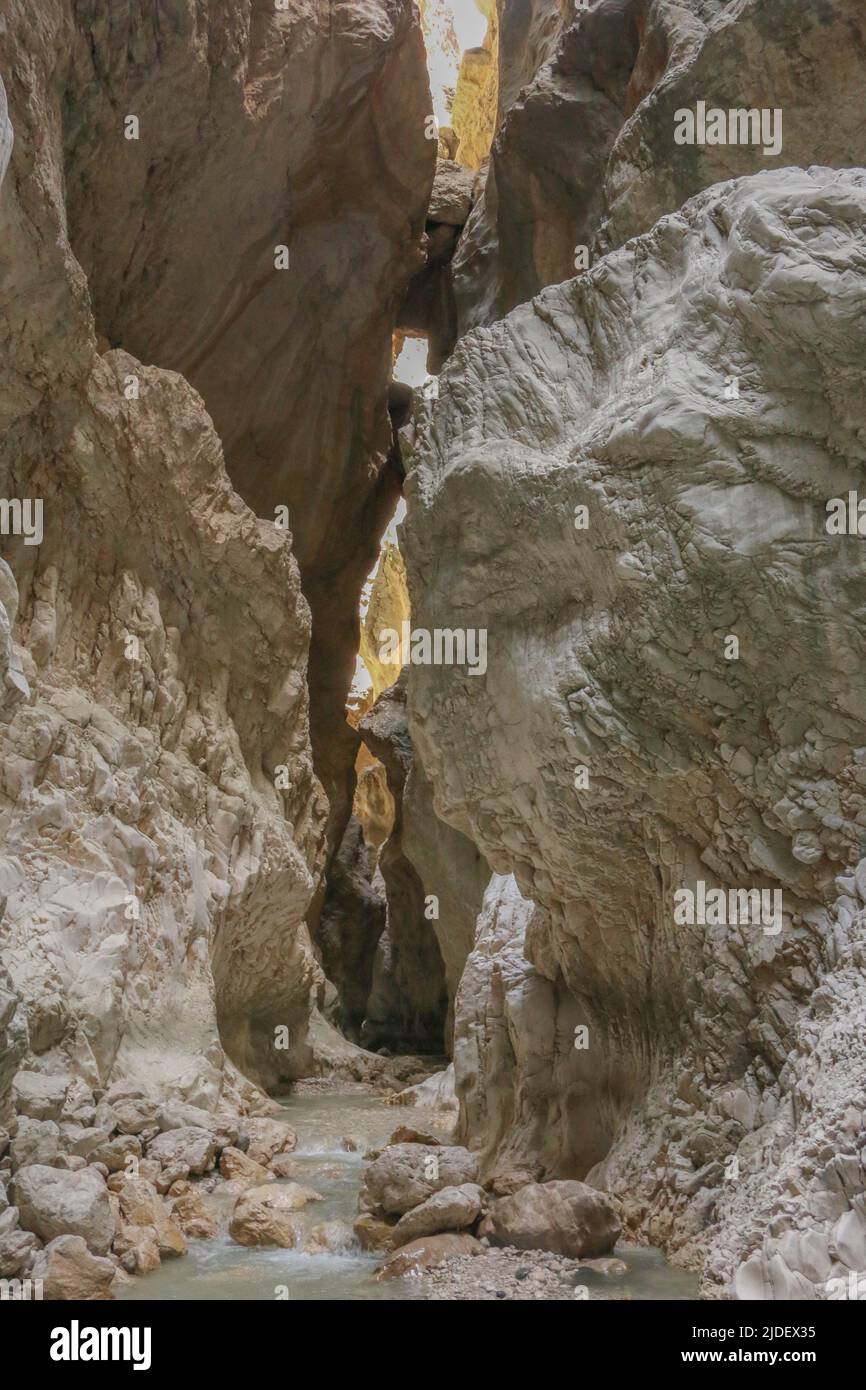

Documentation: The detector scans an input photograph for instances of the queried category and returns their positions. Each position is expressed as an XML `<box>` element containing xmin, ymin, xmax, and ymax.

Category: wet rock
<box><xmin>353</xmin><ymin>1213</ymin><xmax>395</xmax><ymax>1251</ymax></box>
<box><xmin>113</xmin><ymin>1223</ymin><xmax>162</xmax><ymax>1277</ymax></box>
<box><xmin>218</xmin><ymin>1146</ymin><xmax>274</xmax><ymax>1187</ymax></box>
<box><xmin>479</xmin><ymin>1182</ymin><xmax>621</xmax><ymax>1259</ymax></box>
<box><xmin>171</xmin><ymin>1191</ymin><xmax>218</xmax><ymax>1241</ymax></box>
<box><xmin>228</xmin><ymin>1183</ymin><xmax>322</xmax><ymax>1249</ymax></box>
<box><xmin>243</xmin><ymin>1119</ymin><xmax>297</xmax><ymax>1169</ymax></box>
<box><xmin>304</xmin><ymin>1219</ymin><xmax>354</xmax><ymax>1254</ymax></box>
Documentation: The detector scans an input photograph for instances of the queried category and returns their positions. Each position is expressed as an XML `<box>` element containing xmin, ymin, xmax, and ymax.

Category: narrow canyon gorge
<box><xmin>1</xmin><ymin>0</ymin><xmax>865</xmax><ymax>1325</ymax></box>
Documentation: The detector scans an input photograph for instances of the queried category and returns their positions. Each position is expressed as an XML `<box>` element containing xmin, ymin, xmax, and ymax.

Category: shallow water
<box><xmin>120</xmin><ymin>1092</ymin><xmax>699</xmax><ymax>1302</ymax></box>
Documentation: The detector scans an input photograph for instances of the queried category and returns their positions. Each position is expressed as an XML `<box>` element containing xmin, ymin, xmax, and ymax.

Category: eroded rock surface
<box><xmin>403</xmin><ymin>165</ymin><xmax>866</xmax><ymax>1296</ymax></box>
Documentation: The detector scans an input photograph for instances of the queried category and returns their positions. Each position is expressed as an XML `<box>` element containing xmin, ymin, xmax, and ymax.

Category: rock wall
<box><xmin>453</xmin><ymin>0</ymin><xmax>866</xmax><ymax>332</ymax></box>
<box><xmin>402</xmin><ymin>162</ymin><xmax>866</xmax><ymax>1297</ymax></box>
<box><xmin>0</xmin><ymin>5</ymin><xmax>351</xmax><ymax>1107</ymax></box>
<box><xmin>51</xmin><ymin>0</ymin><xmax>434</xmax><ymax>884</ymax></box>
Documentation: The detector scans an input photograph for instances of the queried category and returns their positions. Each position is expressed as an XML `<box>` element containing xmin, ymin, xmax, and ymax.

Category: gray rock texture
<box><xmin>403</xmin><ymin>164</ymin><xmax>866</xmax><ymax>1296</ymax></box>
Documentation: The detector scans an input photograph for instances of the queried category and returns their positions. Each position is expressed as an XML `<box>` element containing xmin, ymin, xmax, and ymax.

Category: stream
<box><xmin>119</xmin><ymin>1092</ymin><xmax>699</xmax><ymax>1302</ymax></box>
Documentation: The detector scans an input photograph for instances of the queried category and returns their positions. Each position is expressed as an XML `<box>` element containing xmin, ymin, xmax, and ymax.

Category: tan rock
<box><xmin>170</xmin><ymin>1192</ymin><xmax>218</xmax><ymax>1241</ymax></box>
<box><xmin>31</xmin><ymin>1234</ymin><xmax>116</xmax><ymax>1300</ymax></box>
<box><xmin>228</xmin><ymin>1183</ymin><xmax>323</xmax><ymax>1248</ymax></box>
<box><xmin>375</xmin><ymin>1233</ymin><xmax>482</xmax><ymax>1280</ymax></box>
<box><xmin>218</xmin><ymin>1146</ymin><xmax>274</xmax><ymax>1187</ymax></box>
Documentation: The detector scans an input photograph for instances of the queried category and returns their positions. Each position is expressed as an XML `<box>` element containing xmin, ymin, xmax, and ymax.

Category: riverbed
<box><xmin>119</xmin><ymin>1091</ymin><xmax>699</xmax><ymax>1302</ymax></box>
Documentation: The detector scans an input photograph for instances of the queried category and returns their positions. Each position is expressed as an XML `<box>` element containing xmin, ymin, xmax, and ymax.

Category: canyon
<box><xmin>1</xmin><ymin>0</ymin><xmax>865</xmax><ymax>1307</ymax></box>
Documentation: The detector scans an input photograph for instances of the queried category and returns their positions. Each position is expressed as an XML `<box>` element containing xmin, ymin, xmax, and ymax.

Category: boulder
<box><xmin>390</xmin><ymin>1182</ymin><xmax>485</xmax><ymax>1247</ymax></box>
<box><xmin>478</xmin><ymin>1181</ymin><xmax>621</xmax><ymax>1258</ymax></box>
<box><xmin>14</xmin><ymin>1165</ymin><xmax>115</xmax><ymax>1255</ymax></box>
<box><xmin>0</xmin><ymin>1225</ymin><xmax>40</xmax><ymax>1277</ymax></box>
<box><xmin>10</xmin><ymin>1117</ymin><xmax>61</xmax><ymax>1170</ymax></box>
<box><xmin>353</xmin><ymin>1213</ymin><xmax>395</xmax><ymax>1251</ymax></box>
<box><xmin>375</xmin><ymin>1232</ymin><xmax>482</xmax><ymax>1279</ymax></box>
<box><xmin>304</xmin><ymin>1219</ymin><xmax>354</xmax><ymax>1254</ymax></box>
<box><xmin>146</xmin><ymin>1126</ymin><xmax>218</xmax><ymax>1179</ymax></box>
<box><xmin>362</xmin><ymin>1144</ymin><xmax>479</xmax><ymax>1216</ymax></box>
<box><xmin>11</xmin><ymin>1072</ymin><xmax>70</xmax><ymax>1123</ymax></box>
<box><xmin>228</xmin><ymin>1183</ymin><xmax>322</xmax><ymax>1248</ymax></box>
<box><xmin>243</xmin><ymin>1119</ymin><xmax>297</xmax><ymax>1168</ymax></box>
<box><xmin>218</xmin><ymin>1146</ymin><xmax>274</xmax><ymax>1186</ymax></box>
<box><xmin>87</xmin><ymin>1134</ymin><xmax>142</xmax><ymax>1173</ymax></box>
<box><xmin>32</xmin><ymin>1234</ymin><xmax>116</xmax><ymax>1299</ymax></box>
<box><xmin>171</xmin><ymin>1191</ymin><xmax>218</xmax><ymax>1240</ymax></box>
<box><xmin>113</xmin><ymin>1223</ymin><xmax>162</xmax><ymax>1276</ymax></box>
<box><xmin>109</xmin><ymin>1174</ymin><xmax>187</xmax><ymax>1258</ymax></box>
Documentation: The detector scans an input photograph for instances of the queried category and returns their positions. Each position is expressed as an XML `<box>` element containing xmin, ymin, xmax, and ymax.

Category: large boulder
<box><xmin>146</xmin><ymin>1127</ymin><xmax>218</xmax><ymax>1180</ymax></box>
<box><xmin>362</xmin><ymin>1144</ymin><xmax>479</xmax><ymax>1216</ymax></box>
<box><xmin>478</xmin><ymin>1181</ymin><xmax>621</xmax><ymax>1258</ymax></box>
<box><xmin>229</xmin><ymin>1183</ymin><xmax>323</xmax><ymax>1249</ymax></box>
<box><xmin>243</xmin><ymin>1119</ymin><xmax>297</xmax><ymax>1170</ymax></box>
<box><xmin>14</xmin><ymin>1165</ymin><xmax>115</xmax><ymax>1255</ymax></box>
<box><xmin>11</xmin><ymin>1072</ymin><xmax>69</xmax><ymax>1123</ymax></box>
<box><xmin>390</xmin><ymin>1183</ymin><xmax>485</xmax><ymax>1247</ymax></box>
<box><xmin>31</xmin><ymin>1234</ymin><xmax>116</xmax><ymax>1300</ymax></box>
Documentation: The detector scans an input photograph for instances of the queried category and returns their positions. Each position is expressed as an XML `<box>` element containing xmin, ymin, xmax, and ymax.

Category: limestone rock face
<box><xmin>0</xmin><ymin>6</ymin><xmax>329</xmax><ymax>1107</ymax></box>
<box><xmin>454</xmin><ymin>0</ymin><xmax>866</xmax><ymax>332</ymax></box>
<box><xmin>454</xmin><ymin>875</ymin><xmax>607</xmax><ymax>1180</ymax></box>
<box><xmin>359</xmin><ymin>673</ymin><xmax>448</xmax><ymax>1052</ymax></box>
<box><xmin>403</xmin><ymin>165</ymin><xmax>866</xmax><ymax>1295</ymax></box>
<box><xmin>52</xmin><ymin>1</ymin><xmax>435</xmax><ymax>860</ymax></box>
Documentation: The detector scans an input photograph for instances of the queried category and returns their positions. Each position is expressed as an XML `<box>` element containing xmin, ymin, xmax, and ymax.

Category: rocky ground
<box><xmin>422</xmin><ymin>1245</ymin><xmax>630</xmax><ymax>1301</ymax></box>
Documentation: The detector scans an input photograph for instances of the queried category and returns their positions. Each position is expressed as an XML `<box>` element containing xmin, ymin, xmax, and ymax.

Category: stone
<box><xmin>243</xmin><ymin>1120</ymin><xmax>297</xmax><ymax>1170</ymax></box>
<box><xmin>87</xmin><ymin>1134</ymin><xmax>142</xmax><ymax>1174</ymax></box>
<box><xmin>353</xmin><ymin>1213</ymin><xmax>395</xmax><ymax>1251</ymax></box>
<box><xmin>478</xmin><ymin>1182</ymin><xmax>621</xmax><ymax>1259</ymax></box>
<box><xmin>32</xmin><ymin>1234</ymin><xmax>116</xmax><ymax>1299</ymax></box>
<box><xmin>228</xmin><ymin>1184</ymin><xmax>322</xmax><ymax>1249</ymax></box>
<box><xmin>11</xmin><ymin>1072</ymin><xmax>69</xmax><ymax>1123</ymax></box>
<box><xmin>146</xmin><ymin>1127</ymin><xmax>217</xmax><ymax>1178</ymax></box>
<box><xmin>218</xmin><ymin>1146</ymin><xmax>274</xmax><ymax>1187</ymax></box>
<box><xmin>109</xmin><ymin>1174</ymin><xmax>187</xmax><ymax>1258</ymax></box>
<box><xmin>376</xmin><ymin>1232</ymin><xmax>482</xmax><ymax>1279</ymax></box>
<box><xmin>390</xmin><ymin>1183</ymin><xmax>485</xmax><ymax>1247</ymax></box>
<box><xmin>170</xmin><ymin>1192</ymin><xmax>218</xmax><ymax>1240</ymax></box>
<box><xmin>362</xmin><ymin>1143</ymin><xmax>480</xmax><ymax>1217</ymax></box>
<box><xmin>14</xmin><ymin>1165</ymin><xmax>115</xmax><ymax>1255</ymax></box>
<box><xmin>10</xmin><ymin>1117</ymin><xmax>62</xmax><ymax>1170</ymax></box>
<box><xmin>113</xmin><ymin>1224</ymin><xmax>162</xmax><ymax>1277</ymax></box>
<box><xmin>304</xmin><ymin>1220</ymin><xmax>354</xmax><ymax>1254</ymax></box>
<box><xmin>0</xmin><ymin>1226</ymin><xmax>40</xmax><ymax>1278</ymax></box>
